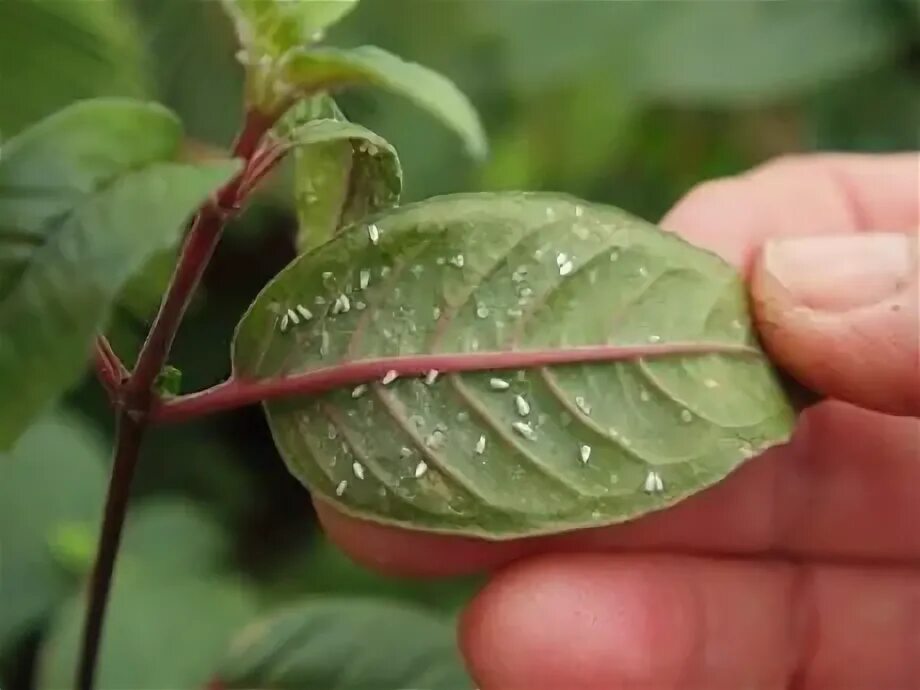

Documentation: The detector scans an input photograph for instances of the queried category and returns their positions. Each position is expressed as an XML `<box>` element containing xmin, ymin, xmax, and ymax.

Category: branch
<box><xmin>93</xmin><ymin>337</ymin><xmax>125</xmax><ymax>402</ymax></box>
<box><xmin>152</xmin><ymin>342</ymin><xmax>759</xmax><ymax>424</ymax></box>
<box><xmin>126</xmin><ymin>109</ymin><xmax>275</xmax><ymax>411</ymax></box>
<box><xmin>75</xmin><ymin>109</ymin><xmax>276</xmax><ymax>690</ymax></box>
<box><xmin>75</xmin><ymin>412</ymin><xmax>146</xmax><ymax>690</ymax></box>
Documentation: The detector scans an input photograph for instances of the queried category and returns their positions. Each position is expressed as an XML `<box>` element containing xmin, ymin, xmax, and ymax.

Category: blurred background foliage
<box><xmin>1</xmin><ymin>0</ymin><xmax>917</xmax><ymax>687</ymax></box>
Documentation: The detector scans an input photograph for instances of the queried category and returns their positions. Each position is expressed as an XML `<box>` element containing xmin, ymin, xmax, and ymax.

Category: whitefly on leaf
<box><xmin>233</xmin><ymin>193</ymin><xmax>795</xmax><ymax>539</ymax></box>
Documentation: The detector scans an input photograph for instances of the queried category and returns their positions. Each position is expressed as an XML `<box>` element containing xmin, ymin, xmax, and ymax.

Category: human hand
<box><xmin>319</xmin><ymin>154</ymin><xmax>920</xmax><ymax>689</ymax></box>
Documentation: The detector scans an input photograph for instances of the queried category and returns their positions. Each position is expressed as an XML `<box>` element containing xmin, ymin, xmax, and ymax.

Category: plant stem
<box><xmin>75</xmin><ymin>412</ymin><xmax>146</xmax><ymax>690</ymax></box>
<box><xmin>75</xmin><ymin>109</ymin><xmax>275</xmax><ymax>690</ymax></box>
<box><xmin>152</xmin><ymin>342</ymin><xmax>759</xmax><ymax>424</ymax></box>
<box><xmin>93</xmin><ymin>338</ymin><xmax>124</xmax><ymax>403</ymax></box>
<box><xmin>127</xmin><ymin>110</ymin><xmax>273</xmax><ymax>409</ymax></box>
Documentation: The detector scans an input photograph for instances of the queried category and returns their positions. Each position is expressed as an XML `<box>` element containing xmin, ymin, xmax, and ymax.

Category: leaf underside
<box><xmin>233</xmin><ymin>193</ymin><xmax>794</xmax><ymax>539</ymax></box>
<box><xmin>289</xmin><ymin>117</ymin><xmax>402</xmax><ymax>252</ymax></box>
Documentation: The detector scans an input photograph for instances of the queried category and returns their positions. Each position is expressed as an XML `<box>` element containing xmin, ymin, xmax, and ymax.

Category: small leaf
<box><xmin>0</xmin><ymin>413</ymin><xmax>106</xmax><ymax>654</ymax></box>
<box><xmin>233</xmin><ymin>193</ymin><xmax>795</xmax><ymax>539</ymax></box>
<box><xmin>216</xmin><ymin>599</ymin><xmax>471</xmax><ymax>690</ymax></box>
<box><xmin>46</xmin><ymin>521</ymin><xmax>98</xmax><ymax>576</ymax></box>
<box><xmin>281</xmin><ymin>105</ymin><xmax>402</xmax><ymax>251</ymax></box>
<box><xmin>154</xmin><ymin>365</ymin><xmax>184</xmax><ymax>397</ymax></box>
<box><xmin>282</xmin><ymin>46</ymin><xmax>486</xmax><ymax>159</ymax></box>
<box><xmin>220</xmin><ymin>0</ymin><xmax>359</xmax><ymax>58</ymax></box>
<box><xmin>37</xmin><ymin>568</ymin><xmax>259</xmax><ymax>690</ymax></box>
<box><xmin>0</xmin><ymin>99</ymin><xmax>240</xmax><ymax>450</ymax></box>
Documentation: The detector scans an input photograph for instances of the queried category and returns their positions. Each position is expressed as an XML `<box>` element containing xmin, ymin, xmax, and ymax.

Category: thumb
<box><xmin>752</xmin><ymin>232</ymin><xmax>919</xmax><ymax>417</ymax></box>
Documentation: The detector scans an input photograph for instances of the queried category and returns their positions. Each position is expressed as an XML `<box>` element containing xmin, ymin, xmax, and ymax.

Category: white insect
<box><xmin>489</xmin><ymin>378</ymin><xmax>510</xmax><ymax>391</ymax></box>
<box><xmin>449</xmin><ymin>254</ymin><xmax>465</xmax><ymax>268</ymax></box>
<box><xmin>475</xmin><ymin>435</ymin><xmax>487</xmax><ymax>455</ymax></box>
<box><xmin>351</xmin><ymin>384</ymin><xmax>368</xmax><ymax>399</ymax></box>
<box><xmin>359</xmin><ymin>269</ymin><xmax>371</xmax><ymax>290</ymax></box>
<box><xmin>512</xmin><ymin>421</ymin><xmax>537</xmax><ymax>441</ymax></box>
<box><xmin>381</xmin><ymin>370</ymin><xmax>398</xmax><ymax>385</ymax></box>
<box><xmin>399</xmin><ymin>447</ymin><xmax>413</xmax><ymax>458</ymax></box>
<box><xmin>580</xmin><ymin>444</ymin><xmax>592</xmax><ymax>464</ymax></box>
<box><xmin>286</xmin><ymin>308</ymin><xmax>300</xmax><ymax>325</ymax></box>
<box><xmin>414</xmin><ymin>461</ymin><xmax>429</xmax><ymax>479</ymax></box>
<box><xmin>556</xmin><ymin>252</ymin><xmax>569</xmax><ymax>267</ymax></box>
<box><xmin>295</xmin><ymin>304</ymin><xmax>313</xmax><ymax>321</ymax></box>
<box><xmin>279</xmin><ymin>313</ymin><xmax>290</xmax><ymax>333</ymax></box>
<box><xmin>575</xmin><ymin>395</ymin><xmax>591</xmax><ymax>416</ymax></box>
<box><xmin>648</xmin><ymin>335</ymin><xmax>661</xmax><ymax>343</ymax></box>
<box><xmin>514</xmin><ymin>395</ymin><xmax>531</xmax><ymax>417</ymax></box>
<box><xmin>575</xmin><ymin>205</ymin><xmax>584</xmax><ymax>218</ymax></box>
<box><xmin>559</xmin><ymin>260</ymin><xmax>574</xmax><ymax>276</ymax></box>
<box><xmin>643</xmin><ymin>470</ymin><xmax>665</xmax><ymax>494</ymax></box>
<box><xmin>368</xmin><ymin>223</ymin><xmax>380</xmax><ymax>244</ymax></box>
<box><xmin>332</xmin><ymin>294</ymin><xmax>351</xmax><ymax>315</ymax></box>
<box><xmin>352</xmin><ymin>462</ymin><xmax>365</xmax><ymax>480</ymax></box>
<box><xmin>335</xmin><ymin>480</ymin><xmax>348</xmax><ymax>496</ymax></box>
<box><xmin>425</xmin><ymin>369</ymin><xmax>439</xmax><ymax>385</ymax></box>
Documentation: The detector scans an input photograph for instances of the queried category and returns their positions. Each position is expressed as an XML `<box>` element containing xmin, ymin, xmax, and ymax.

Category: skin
<box><xmin>319</xmin><ymin>154</ymin><xmax>920</xmax><ymax>689</ymax></box>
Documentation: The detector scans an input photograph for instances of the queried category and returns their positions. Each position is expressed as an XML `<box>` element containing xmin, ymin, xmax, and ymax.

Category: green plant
<box><xmin>0</xmin><ymin>1</ymin><xmax>801</xmax><ymax>688</ymax></box>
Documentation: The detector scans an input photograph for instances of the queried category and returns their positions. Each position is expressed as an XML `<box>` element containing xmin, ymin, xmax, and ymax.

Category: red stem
<box><xmin>75</xmin><ymin>412</ymin><xmax>146</xmax><ymax>690</ymax></box>
<box><xmin>93</xmin><ymin>339</ymin><xmax>123</xmax><ymax>403</ymax></box>
<box><xmin>152</xmin><ymin>342</ymin><xmax>758</xmax><ymax>424</ymax></box>
<box><xmin>75</xmin><ymin>109</ymin><xmax>276</xmax><ymax>690</ymax></box>
<box><xmin>126</xmin><ymin>110</ymin><xmax>274</xmax><ymax>412</ymax></box>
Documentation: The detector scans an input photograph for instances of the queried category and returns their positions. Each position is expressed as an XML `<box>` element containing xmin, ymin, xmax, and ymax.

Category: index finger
<box><xmin>316</xmin><ymin>153</ymin><xmax>920</xmax><ymax>576</ymax></box>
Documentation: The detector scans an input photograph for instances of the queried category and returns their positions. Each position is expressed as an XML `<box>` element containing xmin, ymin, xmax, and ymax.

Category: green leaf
<box><xmin>286</xmin><ymin>112</ymin><xmax>402</xmax><ymax>252</ymax></box>
<box><xmin>37</xmin><ymin>568</ymin><xmax>259</xmax><ymax>690</ymax></box>
<box><xmin>282</xmin><ymin>46</ymin><xmax>486</xmax><ymax>159</ymax></box>
<box><xmin>221</xmin><ymin>0</ymin><xmax>359</xmax><ymax>58</ymax></box>
<box><xmin>121</xmin><ymin>498</ymin><xmax>230</xmax><ymax>577</ymax></box>
<box><xmin>216</xmin><ymin>598</ymin><xmax>471</xmax><ymax>690</ymax></box>
<box><xmin>0</xmin><ymin>99</ymin><xmax>240</xmax><ymax>450</ymax></box>
<box><xmin>154</xmin><ymin>364</ymin><xmax>184</xmax><ymax>397</ymax></box>
<box><xmin>233</xmin><ymin>193</ymin><xmax>795</xmax><ymax>539</ymax></box>
<box><xmin>635</xmin><ymin>1</ymin><xmax>902</xmax><ymax>105</ymax></box>
<box><xmin>0</xmin><ymin>413</ymin><xmax>106</xmax><ymax>654</ymax></box>
<box><xmin>0</xmin><ymin>0</ymin><xmax>147</xmax><ymax>134</ymax></box>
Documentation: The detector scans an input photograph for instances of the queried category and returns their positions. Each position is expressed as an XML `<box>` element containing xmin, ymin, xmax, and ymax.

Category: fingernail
<box><xmin>759</xmin><ymin>233</ymin><xmax>916</xmax><ymax>311</ymax></box>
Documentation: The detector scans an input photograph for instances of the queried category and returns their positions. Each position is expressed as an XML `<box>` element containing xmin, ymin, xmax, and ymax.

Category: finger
<box><xmin>460</xmin><ymin>554</ymin><xmax>920</xmax><ymax>690</ymax></box>
<box><xmin>660</xmin><ymin>153</ymin><xmax>920</xmax><ymax>269</ymax></box>
<box><xmin>316</xmin><ymin>400</ymin><xmax>920</xmax><ymax>575</ymax></box>
<box><xmin>752</xmin><ymin>232</ymin><xmax>919</xmax><ymax>417</ymax></box>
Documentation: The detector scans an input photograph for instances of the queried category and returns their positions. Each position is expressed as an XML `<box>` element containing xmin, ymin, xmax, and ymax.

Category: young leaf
<box><xmin>233</xmin><ymin>193</ymin><xmax>795</xmax><ymax>539</ymax></box>
<box><xmin>220</xmin><ymin>0</ymin><xmax>359</xmax><ymax>58</ymax></box>
<box><xmin>288</xmin><ymin>117</ymin><xmax>402</xmax><ymax>251</ymax></box>
<box><xmin>215</xmin><ymin>599</ymin><xmax>470</xmax><ymax>690</ymax></box>
<box><xmin>0</xmin><ymin>99</ymin><xmax>240</xmax><ymax>450</ymax></box>
<box><xmin>37</xmin><ymin>567</ymin><xmax>259</xmax><ymax>690</ymax></box>
<box><xmin>281</xmin><ymin>46</ymin><xmax>487</xmax><ymax>158</ymax></box>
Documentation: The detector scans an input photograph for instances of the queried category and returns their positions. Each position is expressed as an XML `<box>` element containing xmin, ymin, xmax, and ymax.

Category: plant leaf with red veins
<box><xmin>233</xmin><ymin>193</ymin><xmax>795</xmax><ymax>539</ymax></box>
